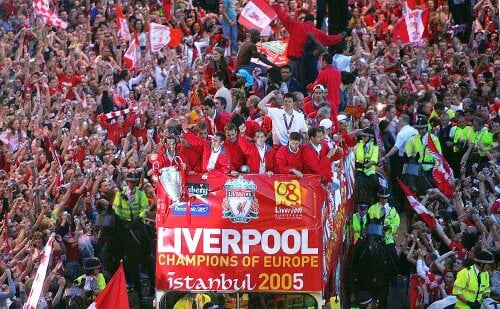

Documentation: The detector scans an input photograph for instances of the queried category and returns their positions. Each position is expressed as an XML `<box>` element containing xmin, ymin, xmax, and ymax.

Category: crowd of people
<box><xmin>0</xmin><ymin>0</ymin><xmax>498</xmax><ymax>307</ymax></box>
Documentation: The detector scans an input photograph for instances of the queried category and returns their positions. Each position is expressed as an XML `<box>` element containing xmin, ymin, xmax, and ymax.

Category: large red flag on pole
<box><xmin>94</xmin><ymin>261</ymin><xmax>129</xmax><ymax>309</ymax></box>
<box><xmin>116</xmin><ymin>3</ymin><xmax>131</xmax><ymax>42</ymax></box>
<box><xmin>398</xmin><ymin>179</ymin><xmax>436</xmax><ymax>228</ymax></box>
<box><xmin>426</xmin><ymin>134</ymin><xmax>455</xmax><ymax>199</ymax></box>
<box><xmin>392</xmin><ymin>8</ymin><xmax>429</xmax><ymax>44</ymax></box>
<box><xmin>123</xmin><ymin>30</ymin><xmax>141</xmax><ymax>70</ymax></box>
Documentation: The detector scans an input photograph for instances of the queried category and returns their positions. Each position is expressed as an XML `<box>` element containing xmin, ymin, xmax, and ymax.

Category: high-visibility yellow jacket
<box><xmin>112</xmin><ymin>186</ymin><xmax>150</xmax><ymax>221</ymax></box>
<box><xmin>452</xmin><ymin>126</ymin><xmax>465</xmax><ymax>153</ymax></box>
<box><xmin>355</xmin><ymin>140</ymin><xmax>379</xmax><ymax>176</ymax></box>
<box><xmin>405</xmin><ymin>133</ymin><xmax>442</xmax><ymax>171</ymax></box>
<box><xmin>173</xmin><ymin>293</ymin><xmax>211</xmax><ymax>309</ymax></box>
<box><xmin>366</xmin><ymin>203</ymin><xmax>400</xmax><ymax>244</ymax></box>
<box><xmin>352</xmin><ymin>213</ymin><xmax>366</xmax><ymax>243</ymax></box>
<box><xmin>462</xmin><ymin>127</ymin><xmax>494</xmax><ymax>157</ymax></box>
<box><xmin>453</xmin><ymin>266</ymin><xmax>491</xmax><ymax>309</ymax></box>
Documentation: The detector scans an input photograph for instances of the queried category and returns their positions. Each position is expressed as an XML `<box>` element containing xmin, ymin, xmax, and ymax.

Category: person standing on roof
<box><xmin>272</xmin><ymin>4</ymin><xmax>343</xmax><ymax>83</ymax></box>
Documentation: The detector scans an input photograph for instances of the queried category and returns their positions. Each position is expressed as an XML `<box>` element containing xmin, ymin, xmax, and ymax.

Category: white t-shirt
<box><xmin>117</xmin><ymin>73</ymin><xmax>143</xmax><ymax>98</ymax></box>
<box><xmin>215</xmin><ymin>86</ymin><xmax>233</xmax><ymax>113</ymax></box>
<box><xmin>267</xmin><ymin>108</ymin><xmax>308</xmax><ymax>146</ymax></box>
<box><xmin>154</xmin><ymin>66</ymin><xmax>168</xmax><ymax>90</ymax></box>
<box><xmin>207</xmin><ymin>149</ymin><xmax>220</xmax><ymax>171</ymax></box>
<box><xmin>395</xmin><ymin>124</ymin><xmax>418</xmax><ymax>156</ymax></box>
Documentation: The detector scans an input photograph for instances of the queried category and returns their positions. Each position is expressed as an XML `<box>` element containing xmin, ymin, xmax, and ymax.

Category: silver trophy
<box><xmin>159</xmin><ymin>167</ymin><xmax>186</xmax><ymax>207</ymax></box>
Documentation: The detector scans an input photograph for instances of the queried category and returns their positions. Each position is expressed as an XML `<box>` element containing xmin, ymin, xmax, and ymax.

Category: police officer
<box><xmin>355</xmin><ymin>128</ymin><xmax>379</xmax><ymax>202</ymax></box>
<box><xmin>366</xmin><ymin>188</ymin><xmax>400</xmax><ymax>258</ymax></box>
<box><xmin>405</xmin><ymin>116</ymin><xmax>442</xmax><ymax>193</ymax></box>
<box><xmin>112</xmin><ymin>172</ymin><xmax>151</xmax><ymax>251</ymax></box>
<box><xmin>352</xmin><ymin>203</ymin><xmax>369</xmax><ymax>243</ymax></box>
<box><xmin>74</xmin><ymin>258</ymin><xmax>106</xmax><ymax>300</ymax></box>
<box><xmin>453</xmin><ymin>250</ymin><xmax>494</xmax><ymax>309</ymax></box>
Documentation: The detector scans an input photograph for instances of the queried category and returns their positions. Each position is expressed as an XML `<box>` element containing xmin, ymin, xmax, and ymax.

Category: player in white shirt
<box><xmin>258</xmin><ymin>90</ymin><xmax>308</xmax><ymax>146</ymax></box>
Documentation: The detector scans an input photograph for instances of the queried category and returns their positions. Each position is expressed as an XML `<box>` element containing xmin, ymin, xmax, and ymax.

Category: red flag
<box><xmin>116</xmin><ymin>3</ymin><xmax>131</xmax><ymax>42</ymax></box>
<box><xmin>409</xmin><ymin>274</ymin><xmax>425</xmax><ymax>309</ymax></box>
<box><xmin>370</xmin><ymin>111</ymin><xmax>385</xmax><ymax>155</ymax></box>
<box><xmin>32</xmin><ymin>0</ymin><xmax>67</xmax><ymax>29</ymax></box>
<box><xmin>162</xmin><ymin>0</ymin><xmax>172</xmax><ymax>21</ymax></box>
<box><xmin>95</xmin><ymin>262</ymin><xmax>129</xmax><ymax>309</ymax></box>
<box><xmin>45</xmin><ymin>136</ymin><xmax>64</xmax><ymax>186</ymax></box>
<box><xmin>427</xmin><ymin>135</ymin><xmax>455</xmax><ymax>199</ymax></box>
<box><xmin>397</xmin><ymin>179</ymin><xmax>436</xmax><ymax>228</ymax></box>
<box><xmin>123</xmin><ymin>30</ymin><xmax>141</xmax><ymax>70</ymax></box>
<box><xmin>392</xmin><ymin>8</ymin><xmax>429</xmax><ymax>44</ymax></box>
<box><xmin>149</xmin><ymin>23</ymin><xmax>183</xmax><ymax>51</ymax></box>
<box><xmin>239</xmin><ymin>0</ymin><xmax>277</xmax><ymax>32</ymax></box>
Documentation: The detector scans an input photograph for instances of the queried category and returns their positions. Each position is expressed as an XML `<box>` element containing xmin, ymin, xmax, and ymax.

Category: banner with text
<box><xmin>156</xmin><ymin>174</ymin><xmax>326</xmax><ymax>292</ymax></box>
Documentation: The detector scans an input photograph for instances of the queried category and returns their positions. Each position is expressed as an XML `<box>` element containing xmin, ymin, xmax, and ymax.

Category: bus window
<box><xmin>158</xmin><ymin>292</ymin><xmax>318</xmax><ymax>309</ymax></box>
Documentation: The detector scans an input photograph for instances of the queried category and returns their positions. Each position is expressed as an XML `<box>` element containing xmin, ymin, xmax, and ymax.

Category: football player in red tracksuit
<box><xmin>182</xmin><ymin>126</ymin><xmax>231</xmax><ymax>179</ymax></box>
<box><xmin>201</xmin><ymin>98</ymin><xmax>231</xmax><ymax>135</ymax></box>
<box><xmin>237</xmin><ymin>125</ymin><xmax>276</xmax><ymax>175</ymax></box>
<box><xmin>274</xmin><ymin>132</ymin><xmax>303</xmax><ymax>177</ymax></box>
<box><xmin>301</xmin><ymin>127</ymin><xmax>339</xmax><ymax>183</ymax></box>
<box><xmin>148</xmin><ymin>134</ymin><xmax>189</xmax><ymax>179</ymax></box>
<box><xmin>224</xmin><ymin>123</ymin><xmax>246</xmax><ymax>173</ymax></box>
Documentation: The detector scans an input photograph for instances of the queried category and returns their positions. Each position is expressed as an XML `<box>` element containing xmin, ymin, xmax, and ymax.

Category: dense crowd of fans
<box><xmin>0</xmin><ymin>0</ymin><xmax>498</xmax><ymax>307</ymax></box>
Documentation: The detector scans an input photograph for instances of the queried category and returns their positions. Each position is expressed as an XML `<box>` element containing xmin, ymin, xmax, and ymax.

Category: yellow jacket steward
<box><xmin>352</xmin><ymin>213</ymin><xmax>366</xmax><ymax>243</ymax></box>
<box><xmin>366</xmin><ymin>203</ymin><xmax>400</xmax><ymax>245</ymax></box>
<box><xmin>355</xmin><ymin>140</ymin><xmax>379</xmax><ymax>176</ymax></box>
<box><xmin>405</xmin><ymin>133</ymin><xmax>442</xmax><ymax>172</ymax></box>
<box><xmin>462</xmin><ymin>127</ymin><xmax>494</xmax><ymax>157</ymax></box>
<box><xmin>453</xmin><ymin>266</ymin><xmax>491</xmax><ymax>309</ymax></box>
<box><xmin>112</xmin><ymin>186</ymin><xmax>150</xmax><ymax>221</ymax></box>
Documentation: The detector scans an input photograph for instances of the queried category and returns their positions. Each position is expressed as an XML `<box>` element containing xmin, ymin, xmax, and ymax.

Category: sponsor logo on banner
<box><xmin>187</xmin><ymin>183</ymin><xmax>209</xmax><ymax>198</ymax></box>
<box><xmin>172</xmin><ymin>202</ymin><xmax>210</xmax><ymax>216</ymax></box>
<box><xmin>222</xmin><ymin>177</ymin><xmax>259</xmax><ymax>223</ymax></box>
<box><xmin>274</xmin><ymin>180</ymin><xmax>302</xmax><ymax>219</ymax></box>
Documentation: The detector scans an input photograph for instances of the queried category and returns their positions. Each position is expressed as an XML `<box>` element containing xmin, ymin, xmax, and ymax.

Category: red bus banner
<box><xmin>156</xmin><ymin>174</ymin><xmax>326</xmax><ymax>293</ymax></box>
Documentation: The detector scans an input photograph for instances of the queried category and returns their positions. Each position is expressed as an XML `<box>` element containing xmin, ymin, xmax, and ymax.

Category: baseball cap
<box><xmin>313</xmin><ymin>84</ymin><xmax>325</xmax><ymax>92</ymax></box>
<box><xmin>337</xmin><ymin>114</ymin><xmax>348</xmax><ymax>122</ymax></box>
<box><xmin>319</xmin><ymin>119</ymin><xmax>333</xmax><ymax>129</ymax></box>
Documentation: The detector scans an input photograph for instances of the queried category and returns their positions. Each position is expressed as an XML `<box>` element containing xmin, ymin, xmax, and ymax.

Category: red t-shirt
<box><xmin>58</xmin><ymin>74</ymin><xmax>82</xmax><ymax>100</ymax></box>
<box><xmin>449</xmin><ymin>241</ymin><xmax>467</xmax><ymax>258</ymax></box>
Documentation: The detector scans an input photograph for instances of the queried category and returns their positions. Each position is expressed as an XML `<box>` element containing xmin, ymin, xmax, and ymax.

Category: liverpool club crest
<box><xmin>222</xmin><ymin>177</ymin><xmax>259</xmax><ymax>223</ymax></box>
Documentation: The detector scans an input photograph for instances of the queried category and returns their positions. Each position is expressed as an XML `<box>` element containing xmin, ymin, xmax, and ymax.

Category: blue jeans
<box><xmin>220</xmin><ymin>18</ymin><xmax>238</xmax><ymax>53</ymax></box>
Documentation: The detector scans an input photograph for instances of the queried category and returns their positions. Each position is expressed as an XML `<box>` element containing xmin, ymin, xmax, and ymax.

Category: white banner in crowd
<box><xmin>23</xmin><ymin>236</ymin><xmax>54</xmax><ymax>309</ymax></box>
<box><xmin>238</xmin><ymin>0</ymin><xmax>277</xmax><ymax>32</ymax></box>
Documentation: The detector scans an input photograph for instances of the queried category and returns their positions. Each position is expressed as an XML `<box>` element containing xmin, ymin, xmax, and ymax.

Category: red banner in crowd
<box><xmin>256</xmin><ymin>40</ymin><xmax>289</xmax><ymax>66</ymax></box>
<box><xmin>409</xmin><ymin>274</ymin><xmax>425</xmax><ymax>309</ymax></box>
<box><xmin>156</xmin><ymin>174</ymin><xmax>326</xmax><ymax>292</ymax></box>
